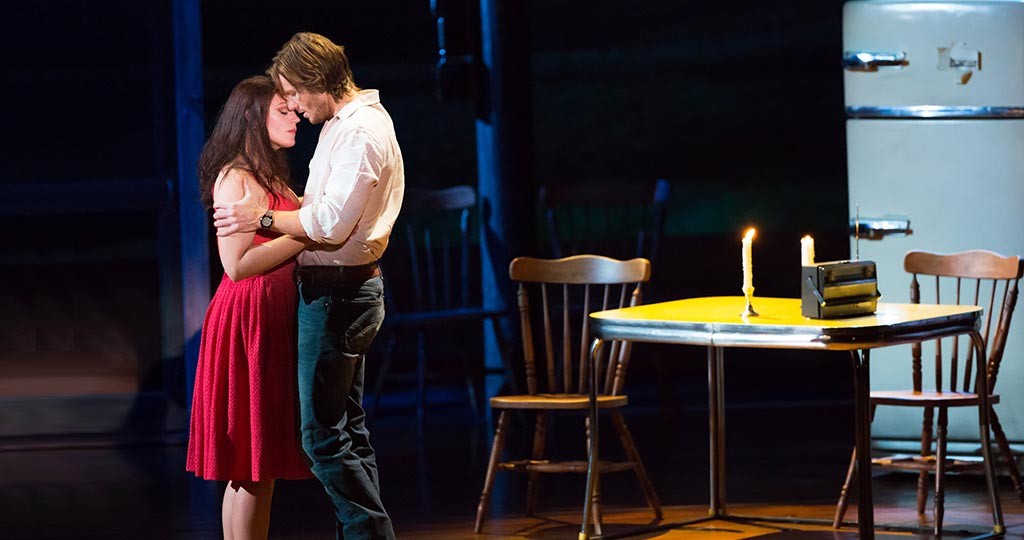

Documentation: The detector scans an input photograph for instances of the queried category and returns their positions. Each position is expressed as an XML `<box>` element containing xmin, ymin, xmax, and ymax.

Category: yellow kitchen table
<box><xmin>578</xmin><ymin>296</ymin><xmax>1003</xmax><ymax>540</ymax></box>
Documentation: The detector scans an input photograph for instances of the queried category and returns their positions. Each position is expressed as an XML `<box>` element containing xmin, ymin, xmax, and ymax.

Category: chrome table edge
<box><xmin>589</xmin><ymin>314</ymin><xmax>980</xmax><ymax>350</ymax></box>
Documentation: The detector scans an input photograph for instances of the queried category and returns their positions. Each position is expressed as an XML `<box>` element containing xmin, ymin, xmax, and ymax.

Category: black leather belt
<box><xmin>296</xmin><ymin>262</ymin><xmax>380</xmax><ymax>285</ymax></box>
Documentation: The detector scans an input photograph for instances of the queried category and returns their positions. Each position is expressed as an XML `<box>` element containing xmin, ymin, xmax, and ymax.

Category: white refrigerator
<box><xmin>844</xmin><ymin>0</ymin><xmax>1024</xmax><ymax>454</ymax></box>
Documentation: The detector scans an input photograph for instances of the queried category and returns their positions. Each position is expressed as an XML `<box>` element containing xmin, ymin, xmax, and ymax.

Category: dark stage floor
<box><xmin>0</xmin><ymin>380</ymin><xmax>1021</xmax><ymax>540</ymax></box>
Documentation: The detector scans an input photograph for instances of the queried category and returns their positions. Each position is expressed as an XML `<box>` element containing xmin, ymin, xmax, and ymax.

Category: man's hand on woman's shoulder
<box><xmin>213</xmin><ymin>180</ymin><xmax>265</xmax><ymax>236</ymax></box>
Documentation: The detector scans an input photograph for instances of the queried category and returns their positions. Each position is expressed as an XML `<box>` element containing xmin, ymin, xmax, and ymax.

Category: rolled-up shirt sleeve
<box><xmin>299</xmin><ymin>127</ymin><xmax>384</xmax><ymax>244</ymax></box>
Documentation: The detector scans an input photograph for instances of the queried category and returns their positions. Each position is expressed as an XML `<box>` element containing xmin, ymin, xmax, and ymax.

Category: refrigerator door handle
<box><xmin>848</xmin><ymin>217</ymin><xmax>913</xmax><ymax>240</ymax></box>
<box><xmin>843</xmin><ymin>51</ymin><xmax>908</xmax><ymax>71</ymax></box>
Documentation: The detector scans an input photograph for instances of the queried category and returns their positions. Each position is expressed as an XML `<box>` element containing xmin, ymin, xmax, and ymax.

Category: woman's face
<box><xmin>266</xmin><ymin>93</ymin><xmax>300</xmax><ymax>150</ymax></box>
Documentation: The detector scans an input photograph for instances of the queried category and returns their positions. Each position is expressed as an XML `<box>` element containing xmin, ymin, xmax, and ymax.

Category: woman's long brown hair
<box><xmin>197</xmin><ymin>75</ymin><xmax>290</xmax><ymax>209</ymax></box>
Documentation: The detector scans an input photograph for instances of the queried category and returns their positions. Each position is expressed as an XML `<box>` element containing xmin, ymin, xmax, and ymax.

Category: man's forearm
<box><xmin>269</xmin><ymin>209</ymin><xmax>308</xmax><ymax>238</ymax></box>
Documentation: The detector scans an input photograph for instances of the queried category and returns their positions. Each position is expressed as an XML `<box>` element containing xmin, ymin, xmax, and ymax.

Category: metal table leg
<box><xmin>708</xmin><ymin>345</ymin><xmax>727</xmax><ymax>517</ymax></box>
<box><xmin>970</xmin><ymin>330</ymin><xmax>1006</xmax><ymax>536</ymax></box>
<box><xmin>580</xmin><ymin>338</ymin><xmax>605</xmax><ymax>540</ymax></box>
<box><xmin>852</xmin><ymin>349</ymin><xmax>875</xmax><ymax>540</ymax></box>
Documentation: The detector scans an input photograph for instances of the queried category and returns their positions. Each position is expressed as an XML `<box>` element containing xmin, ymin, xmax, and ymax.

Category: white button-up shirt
<box><xmin>297</xmin><ymin>89</ymin><xmax>405</xmax><ymax>266</ymax></box>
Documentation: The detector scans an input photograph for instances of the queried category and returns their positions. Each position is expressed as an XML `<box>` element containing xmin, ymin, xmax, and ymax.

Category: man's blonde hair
<box><xmin>268</xmin><ymin>32</ymin><xmax>357</xmax><ymax>99</ymax></box>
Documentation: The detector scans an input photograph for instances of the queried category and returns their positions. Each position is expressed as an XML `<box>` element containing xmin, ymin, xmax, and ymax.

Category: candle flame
<box><xmin>744</xmin><ymin>227</ymin><xmax>756</xmax><ymax>240</ymax></box>
<box><xmin>802</xmin><ymin>234</ymin><xmax>812</xmax><ymax>241</ymax></box>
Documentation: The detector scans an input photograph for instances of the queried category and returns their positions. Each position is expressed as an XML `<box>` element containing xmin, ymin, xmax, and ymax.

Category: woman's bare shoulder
<box><xmin>213</xmin><ymin>167</ymin><xmax>269</xmax><ymax>204</ymax></box>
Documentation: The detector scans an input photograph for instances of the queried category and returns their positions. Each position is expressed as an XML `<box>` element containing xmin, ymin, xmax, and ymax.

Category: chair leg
<box><xmin>833</xmin><ymin>446</ymin><xmax>857</xmax><ymax>528</ymax></box>
<box><xmin>475</xmin><ymin>410</ymin><xmax>510</xmax><ymax>533</ymax></box>
<box><xmin>368</xmin><ymin>330</ymin><xmax>399</xmax><ymax>418</ymax></box>
<box><xmin>918</xmin><ymin>406</ymin><xmax>935</xmax><ymax>520</ymax></box>
<box><xmin>934</xmin><ymin>407</ymin><xmax>948</xmax><ymax>536</ymax></box>
<box><xmin>416</xmin><ymin>330</ymin><xmax>426</xmax><ymax>439</ymax></box>
<box><xmin>525</xmin><ymin>411</ymin><xmax>548</xmax><ymax>516</ymax></box>
<box><xmin>610</xmin><ymin>409</ymin><xmax>662</xmax><ymax>519</ymax></box>
<box><xmin>990</xmin><ymin>406</ymin><xmax>1024</xmax><ymax>502</ymax></box>
<box><xmin>585</xmin><ymin>414</ymin><xmax>602</xmax><ymax>536</ymax></box>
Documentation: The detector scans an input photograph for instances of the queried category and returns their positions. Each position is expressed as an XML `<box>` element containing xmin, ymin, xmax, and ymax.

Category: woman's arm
<box><xmin>230</xmin><ymin>234</ymin><xmax>308</xmax><ymax>280</ymax></box>
<box><xmin>214</xmin><ymin>170</ymin><xmax>307</xmax><ymax>281</ymax></box>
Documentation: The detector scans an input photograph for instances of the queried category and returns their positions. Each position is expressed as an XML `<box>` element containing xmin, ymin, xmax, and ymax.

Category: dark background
<box><xmin>1</xmin><ymin>0</ymin><xmax>851</xmax><ymax>440</ymax></box>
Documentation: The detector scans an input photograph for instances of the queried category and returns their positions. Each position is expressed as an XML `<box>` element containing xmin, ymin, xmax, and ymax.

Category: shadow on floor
<box><xmin>0</xmin><ymin>380</ymin><xmax>1019</xmax><ymax>540</ymax></box>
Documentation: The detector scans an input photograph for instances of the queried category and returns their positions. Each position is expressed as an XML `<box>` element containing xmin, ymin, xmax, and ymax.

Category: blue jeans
<box><xmin>297</xmin><ymin>276</ymin><xmax>395</xmax><ymax>540</ymax></box>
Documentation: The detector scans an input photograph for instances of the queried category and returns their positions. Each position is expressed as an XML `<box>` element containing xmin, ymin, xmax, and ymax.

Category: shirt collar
<box><xmin>331</xmin><ymin>89</ymin><xmax>381</xmax><ymax>123</ymax></box>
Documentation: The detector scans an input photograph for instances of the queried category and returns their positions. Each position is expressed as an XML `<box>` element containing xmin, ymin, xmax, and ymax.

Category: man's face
<box><xmin>278</xmin><ymin>75</ymin><xmax>334</xmax><ymax>125</ymax></box>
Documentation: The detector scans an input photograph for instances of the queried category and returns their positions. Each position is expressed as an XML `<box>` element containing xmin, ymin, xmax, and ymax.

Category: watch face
<box><xmin>260</xmin><ymin>215</ymin><xmax>272</xmax><ymax>228</ymax></box>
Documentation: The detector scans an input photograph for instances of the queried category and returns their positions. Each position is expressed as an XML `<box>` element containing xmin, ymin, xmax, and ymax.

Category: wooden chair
<box><xmin>539</xmin><ymin>179</ymin><xmax>679</xmax><ymax>422</ymax></box>
<box><xmin>539</xmin><ymin>179</ymin><xmax>670</xmax><ymax>271</ymax></box>
<box><xmin>474</xmin><ymin>255</ymin><xmax>662</xmax><ymax>534</ymax></box>
<box><xmin>369</xmin><ymin>186</ymin><xmax>510</xmax><ymax>436</ymax></box>
<box><xmin>833</xmin><ymin>249</ymin><xmax>1024</xmax><ymax>535</ymax></box>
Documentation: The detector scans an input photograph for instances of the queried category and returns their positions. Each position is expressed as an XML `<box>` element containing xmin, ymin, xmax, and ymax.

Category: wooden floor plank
<box><xmin>1</xmin><ymin>397</ymin><xmax>1020</xmax><ymax>540</ymax></box>
<box><xmin>404</xmin><ymin>482</ymin><xmax>1024</xmax><ymax>540</ymax></box>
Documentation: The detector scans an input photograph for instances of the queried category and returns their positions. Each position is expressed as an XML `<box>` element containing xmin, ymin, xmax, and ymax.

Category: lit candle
<box><xmin>801</xmin><ymin>235</ymin><xmax>815</xmax><ymax>266</ymax></box>
<box><xmin>742</xmin><ymin>228</ymin><xmax>755</xmax><ymax>292</ymax></box>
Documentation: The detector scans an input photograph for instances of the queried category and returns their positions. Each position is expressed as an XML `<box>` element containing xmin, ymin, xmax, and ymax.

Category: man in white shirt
<box><xmin>213</xmin><ymin>32</ymin><xmax>403</xmax><ymax>539</ymax></box>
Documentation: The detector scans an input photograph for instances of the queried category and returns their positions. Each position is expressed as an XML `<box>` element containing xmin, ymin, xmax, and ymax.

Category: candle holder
<box><xmin>741</xmin><ymin>285</ymin><xmax>759</xmax><ymax>317</ymax></box>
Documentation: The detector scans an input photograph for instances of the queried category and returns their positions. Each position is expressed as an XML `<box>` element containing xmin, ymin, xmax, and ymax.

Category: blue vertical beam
<box><xmin>476</xmin><ymin>0</ymin><xmax>533</xmax><ymax>400</ymax></box>
<box><xmin>172</xmin><ymin>0</ymin><xmax>209</xmax><ymax>410</ymax></box>
<box><xmin>151</xmin><ymin>0</ymin><xmax>185</xmax><ymax>414</ymax></box>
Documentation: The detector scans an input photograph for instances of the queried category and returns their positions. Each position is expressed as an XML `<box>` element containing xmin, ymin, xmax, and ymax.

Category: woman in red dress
<box><xmin>186</xmin><ymin>75</ymin><xmax>310</xmax><ymax>540</ymax></box>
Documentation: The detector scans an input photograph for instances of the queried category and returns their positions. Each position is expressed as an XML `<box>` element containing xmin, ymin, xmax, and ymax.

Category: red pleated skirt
<box><xmin>186</xmin><ymin>271</ymin><xmax>311</xmax><ymax>482</ymax></box>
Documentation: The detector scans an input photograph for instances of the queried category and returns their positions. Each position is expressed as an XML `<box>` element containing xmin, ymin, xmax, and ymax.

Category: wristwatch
<box><xmin>259</xmin><ymin>209</ymin><xmax>274</xmax><ymax>229</ymax></box>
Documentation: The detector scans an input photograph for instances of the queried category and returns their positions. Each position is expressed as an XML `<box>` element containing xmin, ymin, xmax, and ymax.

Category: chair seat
<box><xmin>870</xmin><ymin>390</ymin><xmax>1001</xmax><ymax>407</ymax></box>
<box><xmin>387</xmin><ymin>306</ymin><xmax>506</xmax><ymax>326</ymax></box>
<box><xmin>490</xmin><ymin>393</ymin><xmax>628</xmax><ymax>410</ymax></box>
<box><xmin>872</xmin><ymin>453</ymin><xmax>985</xmax><ymax>472</ymax></box>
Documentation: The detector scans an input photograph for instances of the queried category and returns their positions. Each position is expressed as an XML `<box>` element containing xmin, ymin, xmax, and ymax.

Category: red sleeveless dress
<box><xmin>186</xmin><ymin>195</ymin><xmax>311</xmax><ymax>482</ymax></box>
